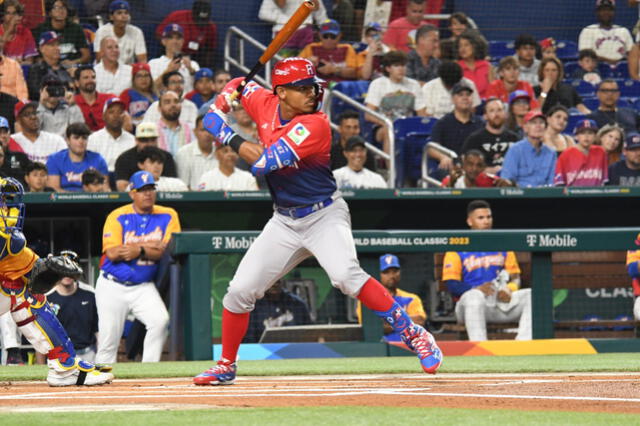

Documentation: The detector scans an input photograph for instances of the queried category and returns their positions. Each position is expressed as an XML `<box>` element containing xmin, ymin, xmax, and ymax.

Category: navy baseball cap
<box><xmin>508</xmin><ymin>89</ymin><xmax>531</xmax><ymax>105</ymax></box>
<box><xmin>380</xmin><ymin>254</ymin><xmax>400</xmax><ymax>272</ymax></box>
<box><xmin>0</xmin><ymin>116</ymin><xmax>9</xmax><ymax>130</ymax></box>
<box><xmin>162</xmin><ymin>23</ymin><xmax>184</xmax><ymax>38</ymax></box>
<box><xmin>365</xmin><ymin>22</ymin><xmax>382</xmax><ymax>32</ymax></box>
<box><xmin>195</xmin><ymin>68</ymin><xmax>214</xmax><ymax>81</ymax></box>
<box><xmin>625</xmin><ymin>132</ymin><xmax>640</xmax><ymax>149</ymax></box>
<box><xmin>109</xmin><ymin>0</ymin><xmax>129</xmax><ymax>13</ymax></box>
<box><xmin>573</xmin><ymin>119</ymin><xmax>598</xmax><ymax>135</ymax></box>
<box><xmin>320</xmin><ymin>19</ymin><xmax>340</xmax><ymax>35</ymax></box>
<box><xmin>129</xmin><ymin>171</ymin><xmax>156</xmax><ymax>190</ymax></box>
<box><xmin>39</xmin><ymin>31</ymin><xmax>60</xmax><ymax>47</ymax></box>
<box><xmin>452</xmin><ymin>82</ymin><xmax>473</xmax><ymax>95</ymax></box>
<box><xmin>103</xmin><ymin>96</ymin><xmax>125</xmax><ymax>113</ymax></box>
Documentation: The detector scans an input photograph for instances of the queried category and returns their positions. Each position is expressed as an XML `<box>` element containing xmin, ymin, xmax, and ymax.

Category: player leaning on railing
<box><xmin>193</xmin><ymin>57</ymin><xmax>442</xmax><ymax>386</ymax></box>
<box><xmin>0</xmin><ymin>177</ymin><xmax>112</xmax><ymax>386</ymax></box>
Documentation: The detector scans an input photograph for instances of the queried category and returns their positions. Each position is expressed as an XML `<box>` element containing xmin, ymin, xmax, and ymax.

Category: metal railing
<box><xmin>224</xmin><ymin>26</ymin><xmax>282</xmax><ymax>89</ymax></box>
<box><xmin>419</xmin><ymin>142</ymin><xmax>458</xmax><ymax>188</ymax></box>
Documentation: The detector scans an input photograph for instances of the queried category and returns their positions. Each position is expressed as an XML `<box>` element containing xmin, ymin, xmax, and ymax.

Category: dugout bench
<box><xmin>169</xmin><ymin>228</ymin><xmax>640</xmax><ymax>360</ymax></box>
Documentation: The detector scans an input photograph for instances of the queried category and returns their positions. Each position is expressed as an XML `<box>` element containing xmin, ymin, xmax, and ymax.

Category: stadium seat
<box><xmin>598</xmin><ymin>61</ymin><xmax>630</xmax><ymax>79</ymax></box>
<box><xmin>21</xmin><ymin>64</ymin><xmax>30</xmax><ymax>80</ymax></box>
<box><xmin>566</xmin><ymin>113</ymin><xmax>586</xmax><ymax>133</ymax></box>
<box><xmin>563</xmin><ymin>61</ymin><xmax>580</xmax><ymax>77</ymax></box>
<box><xmin>582</xmin><ymin>97</ymin><xmax>599</xmax><ymax>111</ymax></box>
<box><xmin>488</xmin><ymin>40</ymin><xmax>514</xmax><ymax>61</ymax></box>
<box><xmin>555</xmin><ymin>40</ymin><xmax>578</xmax><ymax>61</ymax></box>
<box><xmin>331</xmin><ymin>80</ymin><xmax>370</xmax><ymax>118</ymax></box>
<box><xmin>570</xmin><ymin>80</ymin><xmax>596</xmax><ymax>97</ymax></box>
<box><xmin>617</xmin><ymin>97</ymin><xmax>633</xmax><ymax>109</ymax></box>
<box><xmin>394</xmin><ymin>116</ymin><xmax>438</xmax><ymax>186</ymax></box>
<box><xmin>619</xmin><ymin>79</ymin><xmax>640</xmax><ymax>98</ymax></box>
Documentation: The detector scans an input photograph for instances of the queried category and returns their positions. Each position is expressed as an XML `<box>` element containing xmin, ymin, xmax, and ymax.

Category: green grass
<box><xmin>1</xmin><ymin>353</ymin><xmax>639</xmax><ymax>382</ymax></box>
<box><xmin>5</xmin><ymin>407</ymin><xmax>640</xmax><ymax>426</ymax></box>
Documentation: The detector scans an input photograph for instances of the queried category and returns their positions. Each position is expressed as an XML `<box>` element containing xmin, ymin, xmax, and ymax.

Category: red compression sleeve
<box><xmin>221</xmin><ymin>308</ymin><xmax>250</xmax><ymax>362</ymax></box>
<box><xmin>357</xmin><ymin>277</ymin><xmax>395</xmax><ymax>312</ymax></box>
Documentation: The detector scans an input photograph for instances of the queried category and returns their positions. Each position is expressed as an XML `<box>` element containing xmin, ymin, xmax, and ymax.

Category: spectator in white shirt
<box><xmin>176</xmin><ymin>114</ymin><xmax>217</xmax><ymax>189</ymax></box>
<box><xmin>422</xmin><ymin>60</ymin><xmax>481</xmax><ymax>119</ymax></box>
<box><xmin>149</xmin><ymin>24</ymin><xmax>200</xmax><ymax>93</ymax></box>
<box><xmin>333</xmin><ymin>136</ymin><xmax>387</xmax><ymax>189</ymax></box>
<box><xmin>87</xmin><ymin>97</ymin><xmax>135</xmax><ymax>173</ymax></box>
<box><xmin>259</xmin><ymin>0</ymin><xmax>328</xmax><ymax>38</ymax></box>
<box><xmin>154</xmin><ymin>90</ymin><xmax>195</xmax><ymax>156</ymax></box>
<box><xmin>364</xmin><ymin>50</ymin><xmax>427</xmax><ymax>154</ymax></box>
<box><xmin>137</xmin><ymin>145</ymin><xmax>188</xmax><ymax>192</ymax></box>
<box><xmin>11</xmin><ymin>101</ymin><xmax>66</xmax><ymax>163</ymax></box>
<box><xmin>197</xmin><ymin>144</ymin><xmax>259</xmax><ymax>191</ymax></box>
<box><xmin>578</xmin><ymin>0</ymin><xmax>633</xmax><ymax>65</ymax></box>
<box><xmin>143</xmin><ymin>71</ymin><xmax>198</xmax><ymax>127</ymax></box>
<box><xmin>93</xmin><ymin>0</ymin><xmax>147</xmax><ymax>64</ymax></box>
<box><xmin>94</xmin><ymin>36</ymin><xmax>132</xmax><ymax>95</ymax></box>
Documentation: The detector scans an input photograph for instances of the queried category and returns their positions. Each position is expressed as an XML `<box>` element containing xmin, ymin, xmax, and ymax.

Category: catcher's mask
<box><xmin>0</xmin><ymin>177</ymin><xmax>25</xmax><ymax>234</ymax></box>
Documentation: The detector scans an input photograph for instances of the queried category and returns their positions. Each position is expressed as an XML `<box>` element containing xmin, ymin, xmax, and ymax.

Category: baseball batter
<box><xmin>0</xmin><ymin>177</ymin><xmax>112</xmax><ymax>386</ymax></box>
<box><xmin>95</xmin><ymin>171</ymin><xmax>181</xmax><ymax>364</ymax></box>
<box><xmin>194</xmin><ymin>58</ymin><xmax>442</xmax><ymax>385</ymax></box>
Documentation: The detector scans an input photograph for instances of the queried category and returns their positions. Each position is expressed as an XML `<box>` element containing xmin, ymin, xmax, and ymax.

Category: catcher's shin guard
<box><xmin>5</xmin><ymin>282</ymin><xmax>86</xmax><ymax>371</ymax></box>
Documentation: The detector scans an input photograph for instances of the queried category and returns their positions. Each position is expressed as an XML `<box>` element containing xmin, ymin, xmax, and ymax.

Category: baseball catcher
<box><xmin>0</xmin><ymin>177</ymin><xmax>113</xmax><ymax>386</ymax></box>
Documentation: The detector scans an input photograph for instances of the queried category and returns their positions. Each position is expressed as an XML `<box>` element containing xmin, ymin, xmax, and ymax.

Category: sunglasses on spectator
<box><xmin>598</xmin><ymin>88</ymin><xmax>619</xmax><ymax>93</ymax></box>
<box><xmin>322</xmin><ymin>34</ymin><xmax>338</xmax><ymax>40</ymax></box>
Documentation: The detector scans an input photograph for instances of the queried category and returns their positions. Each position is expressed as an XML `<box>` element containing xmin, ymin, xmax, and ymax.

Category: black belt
<box><xmin>102</xmin><ymin>272</ymin><xmax>139</xmax><ymax>287</ymax></box>
<box><xmin>276</xmin><ymin>197</ymin><xmax>333</xmax><ymax>219</ymax></box>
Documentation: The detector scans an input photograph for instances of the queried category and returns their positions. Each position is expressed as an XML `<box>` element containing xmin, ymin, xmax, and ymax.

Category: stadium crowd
<box><xmin>0</xmin><ymin>0</ymin><xmax>639</xmax><ymax>193</ymax></box>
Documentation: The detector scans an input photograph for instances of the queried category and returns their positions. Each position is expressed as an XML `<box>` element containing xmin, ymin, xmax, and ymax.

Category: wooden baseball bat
<box><xmin>230</xmin><ymin>1</ymin><xmax>315</xmax><ymax>101</ymax></box>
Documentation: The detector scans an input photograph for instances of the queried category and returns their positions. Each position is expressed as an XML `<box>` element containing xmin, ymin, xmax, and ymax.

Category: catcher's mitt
<box><xmin>28</xmin><ymin>253</ymin><xmax>83</xmax><ymax>294</ymax></box>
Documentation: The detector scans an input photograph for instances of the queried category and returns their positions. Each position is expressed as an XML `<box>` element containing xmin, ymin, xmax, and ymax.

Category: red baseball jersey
<box><xmin>226</xmin><ymin>78</ymin><xmax>336</xmax><ymax>207</ymax></box>
<box><xmin>553</xmin><ymin>145</ymin><xmax>608</xmax><ymax>187</ymax></box>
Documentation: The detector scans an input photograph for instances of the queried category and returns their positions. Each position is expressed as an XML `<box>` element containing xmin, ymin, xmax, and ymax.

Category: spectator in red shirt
<box><xmin>299</xmin><ymin>19</ymin><xmax>358</xmax><ymax>82</ymax></box>
<box><xmin>73</xmin><ymin>65</ymin><xmax>116</xmax><ymax>131</ymax></box>
<box><xmin>385</xmin><ymin>0</ymin><xmax>444</xmax><ymax>26</ymax></box>
<box><xmin>441</xmin><ymin>150</ymin><xmax>512</xmax><ymax>188</ymax></box>
<box><xmin>554</xmin><ymin>119</ymin><xmax>608</xmax><ymax>187</ymax></box>
<box><xmin>382</xmin><ymin>0</ymin><xmax>431</xmax><ymax>53</ymax></box>
<box><xmin>485</xmin><ymin>56</ymin><xmax>538</xmax><ymax>109</ymax></box>
<box><xmin>155</xmin><ymin>0</ymin><xmax>217</xmax><ymax>68</ymax></box>
<box><xmin>456</xmin><ymin>30</ymin><xmax>493</xmax><ymax>99</ymax></box>
<box><xmin>0</xmin><ymin>0</ymin><xmax>38</xmax><ymax>63</ymax></box>
<box><xmin>19</xmin><ymin>0</ymin><xmax>45</xmax><ymax>29</ymax></box>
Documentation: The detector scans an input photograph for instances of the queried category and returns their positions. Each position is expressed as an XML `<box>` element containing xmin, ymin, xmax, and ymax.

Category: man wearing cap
<box><xmin>365</xmin><ymin>50</ymin><xmax>427</xmax><ymax>154</ymax></box>
<box><xmin>383</xmin><ymin>0</ymin><xmax>431</xmax><ymax>52</ymax></box>
<box><xmin>427</xmin><ymin>82</ymin><xmax>483</xmax><ymax>172</ymax></box>
<box><xmin>405</xmin><ymin>24</ymin><xmax>440</xmax><ymax>85</ymax></box>
<box><xmin>0</xmin><ymin>36</ymin><xmax>28</xmax><ymax>100</ymax></box>
<box><xmin>608</xmin><ymin>132</ymin><xmax>640</xmax><ymax>185</ymax></box>
<box><xmin>87</xmin><ymin>97</ymin><xmax>135</xmax><ymax>175</ymax></box>
<box><xmin>36</xmin><ymin>76</ymin><xmax>84</xmax><ymax>137</ymax></box>
<box><xmin>443</xmin><ymin>200</ymin><xmax>532</xmax><ymax>341</ymax></box>
<box><xmin>501</xmin><ymin>110</ymin><xmax>557</xmax><ymax>187</ymax></box>
<box><xmin>185</xmin><ymin>68</ymin><xmax>214</xmax><ymax>109</ymax></box>
<box><xmin>26</xmin><ymin>31</ymin><xmax>72</xmax><ymax>101</ymax></box>
<box><xmin>196</xmin><ymin>69</ymin><xmax>232</xmax><ymax>117</ymax></box>
<box><xmin>554</xmin><ymin>119</ymin><xmax>608</xmax><ymax>187</ymax></box>
<box><xmin>156</xmin><ymin>0</ymin><xmax>217</xmax><ymax>68</ymax></box>
<box><xmin>114</xmin><ymin>122</ymin><xmax>179</xmax><ymax>191</ymax></box>
<box><xmin>462</xmin><ymin>98</ymin><xmax>519</xmax><ymax>175</ymax></box>
<box><xmin>332</xmin><ymin>136</ymin><xmax>387</xmax><ymax>189</ymax></box>
<box><xmin>0</xmin><ymin>116</ymin><xmax>30</xmax><ymax>184</ymax></box>
<box><xmin>356</xmin><ymin>22</ymin><xmax>390</xmax><ymax>81</ymax></box>
<box><xmin>176</xmin><ymin>114</ymin><xmax>217</xmax><ymax>190</ymax></box>
<box><xmin>442</xmin><ymin>150</ymin><xmax>513</xmax><ymax>188</ymax></box>
<box><xmin>149</xmin><ymin>23</ymin><xmax>200</xmax><ymax>94</ymax></box>
<box><xmin>422</xmin><ymin>61</ymin><xmax>481</xmax><ymax>119</ymax></box>
<box><xmin>11</xmin><ymin>101</ymin><xmax>66</xmax><ymax>163</ymax></box>
<box><xmin>587</xmin><ymin>79</ymin><xmax>640</xmax><ymax>134</ymax></box>
<box><xmin>73</xmin><ymin>66</ymin><xmax>117</xmax><ymax>132</ymax></box>
<box><xmin>579</xmin><ymin>0</ymin><xmax>633</xmax><ymax>65</ymax></box>
<box><xmin>485</xmin><ymin>57</ymin><xmax>538</xmax><ymax>109</ymax></box>
<box><xmin>94</xmin><ymin>36</ymin><xmax>132</xmax><ymax>95</ymax></box>
<box><xmin>259</xmin><ymin>0</ymin><xmax>328</xmax><ymax>40</ymax></box>
<box><xmin>330</xmin><ymin>110</ymin><xmax>376</xmax><ymax>171</ymax></box>
<box><xmin>299</xmin><ymin>19</ymin><xmax>357</xmax><ymax>82</ymax></box>
<box><xmin>46</xmin><ymin>122</ymin><xmax>109</xmax><ymax>192</ymax></box>
<box><xmin>95</xmin><ymin>170</ymin><xmax>181</xmax><ymax>364</ymax></box>
<box><xmin>94</xmin><ymin>0</ymin><xmax>147</xmax><ymax>65</ymax></box>
<box><xmin>31</xmin><ymin>0</ymin><xmax>90</xmax><ymax>66</ymax></box>
<box><xmin>357</xmin><ymin>254</ymin><xmax>426</xmax><ymax>342</ymax></box>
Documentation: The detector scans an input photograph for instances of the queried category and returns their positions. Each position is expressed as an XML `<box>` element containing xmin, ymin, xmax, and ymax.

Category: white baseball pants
<box><xmin>455</xmin><ymin>288</ymin><xmax>532</xmax><ymax>341</ymax></box>
<box><xmin>634</xmin><ymin>297</ymin><xmax>640</xmax><ymax>321</ymax></box>
<box><xmin>223</xmin><ymin>197</ymin><xmax>371</xmax><ymax>313</ymax></box>
<box><xmin>95</xmin><ymin>275</ymin><xmax>169</xmax><ymax>364</ymax></box>
<box><xmin>0</xmin><ymin>311</ymin><xmax>19</xmax><ymax>349</ymax></box>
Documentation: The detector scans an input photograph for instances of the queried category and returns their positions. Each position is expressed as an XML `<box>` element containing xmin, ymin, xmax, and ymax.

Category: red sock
<box><xmin>221</xmin><ymin>308</ymin><xmax>250</xmax><ymax>363</ymax></box>
<box><xmin>357</xmin><ymin>277</ymin><xmax>394</xmax><ymax>312</ymax></box>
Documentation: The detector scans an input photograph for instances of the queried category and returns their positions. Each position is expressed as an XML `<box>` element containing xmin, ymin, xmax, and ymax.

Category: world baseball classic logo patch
<box><xmin>287</xmin><ymin>123</ymin><xmax>310</xmax><ymax>146</ymax></box>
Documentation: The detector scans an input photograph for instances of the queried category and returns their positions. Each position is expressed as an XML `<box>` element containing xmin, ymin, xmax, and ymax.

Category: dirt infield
<box><xmin>0</xmin><ymin>373</ymin><xmax>638</xmax><ymax>413</ymax></box>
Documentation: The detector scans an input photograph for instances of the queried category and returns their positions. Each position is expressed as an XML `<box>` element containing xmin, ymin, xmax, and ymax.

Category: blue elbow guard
<box><xmin>203</xmin><ymin>110</ymin><xmax>225</xmax><ymax>136</ymax></box>
<box><xmin>628</xmin><ymin>262</ymin><xmax>640</xmax><ymax>278</ymax></box>
<box><xmin>251</xmin><ymin>139</ymin><xmax>298</xmax><ymax>176</ymax></box>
